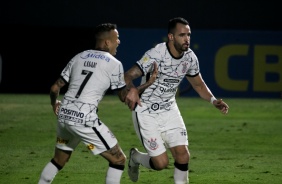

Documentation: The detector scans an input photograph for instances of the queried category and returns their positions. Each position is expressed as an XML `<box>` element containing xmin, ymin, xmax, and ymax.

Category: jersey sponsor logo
<box><xmin>151</xmin><ymin>103</ymin><xmax>159</xmax><ymax>111</ymax></box>
<box><xmin>81</xmin><ymin>52</ymin><xmax>110</xmax><ymax>62</ymax></box>
<box><xmin>84</xmin><ymin>61</ymin><xmax>97</xmax><ymax>68</ymax></box>
<box><xmin>60</xmin><ymin>108</ymin><xmax>84</xmax><ymax>118</ymax></box>
<box><xmin>59</xmin><ymin>114</ymin><xmax>84</xmax><ymax>123</ymax></box>
<box><xmin>163</xmin><ymin>79</ymin><xmax>180</xmax><ymax>83</ymax></box>
<box><xmin>151</xmin><ymin>101</ymin><xmax>173</xmax><ymax>111</ymax></box>
<box><xmin>159</xmin><ymin>86</ymin><xmax>177</xmax><ymax>93</ymax></box>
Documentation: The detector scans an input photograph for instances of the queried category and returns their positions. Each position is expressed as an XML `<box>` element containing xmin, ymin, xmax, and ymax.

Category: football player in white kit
<box><xmin>38</xmin><ymin>23</ymin><xmax>157</xmax><ymax>184</ymax></box>
<box><xmin>125</xmin><ymin>17</ymin><xmax>229</xmax><ymax>183</ymax></box>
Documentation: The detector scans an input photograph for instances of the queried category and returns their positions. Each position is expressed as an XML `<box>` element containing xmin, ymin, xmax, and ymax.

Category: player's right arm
<box><xmin>50</xmin><ymin>77</ymin><xmax>66</xmax><ymax>115</ymax></box>
<box><xmin>125</xmin><ymin>62</ymin><xmax>158</xmax><ymax>94</ymax></box>
<box><xmin>122</xmin><ymin>62</ymin><xmax>158</xmax><ymax>110</ymax></box>
<box><xmin>117</xmin><ymin>65</ymin><xmax>142</xmax><ymax>110</ymax></box>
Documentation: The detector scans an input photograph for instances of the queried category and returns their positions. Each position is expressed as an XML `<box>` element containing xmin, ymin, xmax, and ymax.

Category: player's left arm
<box><xmin>186</xmin><ymin>73</ymin><xmax>229</xmax><ymax>114</ymax></box>
<box><xmin>50</xmin><ymin>77</ymin><xmax>65</xmax><ymax>115</ymax></box>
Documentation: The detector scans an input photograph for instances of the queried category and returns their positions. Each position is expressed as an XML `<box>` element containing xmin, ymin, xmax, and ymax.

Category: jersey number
<box><xmin>75</xmin><ymin>70</ymin><xmax>93</xmax><ymax>98</ymax></box>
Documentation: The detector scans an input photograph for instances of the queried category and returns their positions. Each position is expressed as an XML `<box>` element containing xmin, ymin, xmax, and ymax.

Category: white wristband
<box><xmin>210</xmin><ymin>96</ymin><xmax>217</xmax><ymax>104</ymax></box>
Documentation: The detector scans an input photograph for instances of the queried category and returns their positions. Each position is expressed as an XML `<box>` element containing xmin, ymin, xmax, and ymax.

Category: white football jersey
<box><xmin>58</xmin><ymin>50</ymin><xmax>126</xmax><ymax>126</ymax></box>
<box><xmin>135</xmin><ymin>42</ymin><xmax>200</xmax><ymax>113</ymax></box>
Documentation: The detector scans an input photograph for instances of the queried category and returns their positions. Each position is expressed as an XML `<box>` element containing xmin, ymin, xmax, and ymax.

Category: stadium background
<box><xmin>0</xmin><ymin>0</ymin><xmax>281</xmax><ymax>98</ymax></box>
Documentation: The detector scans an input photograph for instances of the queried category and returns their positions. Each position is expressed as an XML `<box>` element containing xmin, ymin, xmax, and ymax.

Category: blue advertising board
<box><xmin>0</xmin><ymin>27</ymin><xmax>281</xmax><ymax>98</ymax></box>
<box><xmin>117</xmin><ymin>29</ymin><xmax>282</xmax><ymax>98</ymax></box>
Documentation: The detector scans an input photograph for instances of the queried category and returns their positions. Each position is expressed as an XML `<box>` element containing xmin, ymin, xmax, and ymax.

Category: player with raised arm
<box><xmin>38</xmin><ymin>23</ymin><xmax>157</xmax><ymax>184</ymax></box>
<box><xmin>124</xmin><ymin>17</ymin><xmax>229</xmax><ymax>183</ymax></box>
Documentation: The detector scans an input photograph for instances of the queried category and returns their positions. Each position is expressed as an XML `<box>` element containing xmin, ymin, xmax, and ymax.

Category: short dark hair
<box><xmin>168</xmin><ymin>17</ymin><xmax>189</xmax><ymax>34</ymax></box>
<box><xmin>94</xmin><ymin>23</ymin><xmax>117</xmax><ymax>39</ymax></box>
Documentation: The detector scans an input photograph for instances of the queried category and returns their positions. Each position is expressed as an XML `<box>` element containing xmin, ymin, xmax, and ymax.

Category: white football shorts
<box><xmin>132</xmin><ymin>107</ymin><xmax>188</xmax><ymax>157</ymax></box>
<box><xmin>55</xmin><ymin>119</ymin><xmax>117</xmax><ymax>155</ymax></box>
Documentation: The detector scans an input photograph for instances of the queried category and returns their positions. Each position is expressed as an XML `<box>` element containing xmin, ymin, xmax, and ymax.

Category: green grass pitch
<box><xmin>0</xmin><ymin>94</ymin><xmax>281</xmax><ymax>184</ymax></box>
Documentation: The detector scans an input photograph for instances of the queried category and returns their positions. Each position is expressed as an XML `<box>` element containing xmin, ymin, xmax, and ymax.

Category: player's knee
<box><xmin>176</xmin><ymin>150</ymin><xmax>190</xmax><ymax>163</ymax></box>
<box><xmin>186</xmin><ymin>150</ymin><xmax>190</xmax><ymax>161</ymax></box>
<box><xmin>150</xmin><ymin>158</ymin><xmax>169</xmax><ymax>170</ymax></box>
<box><xmin>54</xmin><ymin>148</ymin><xmax>72</xmax><ymax>166</ymax></box>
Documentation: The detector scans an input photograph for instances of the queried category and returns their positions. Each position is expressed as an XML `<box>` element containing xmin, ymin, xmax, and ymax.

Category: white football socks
<box><xmin>105</xmin><ymin>166</ymin><xmax>124</xmax><ymax>184</ymax></box>
<box><xmin>38</xmin><ymin>162</ymin><xmax>59</xmax><ymax>184</ymax></box>
<box><xmin>174</xmin><ymin>167</ymin><xmax>189</xmax><ymax>184</ymax></box>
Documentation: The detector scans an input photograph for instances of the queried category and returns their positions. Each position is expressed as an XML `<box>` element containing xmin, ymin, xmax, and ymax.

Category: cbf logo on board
<box><xmin>214</xmin><ymin>44</ymin><xmax>282</xmax><ymax>93</ymax></box>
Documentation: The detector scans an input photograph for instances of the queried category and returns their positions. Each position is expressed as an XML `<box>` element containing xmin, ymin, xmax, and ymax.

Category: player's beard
<box><xmin>174</xmin><ymin>42</ymin><xmax>189</xmax><ymax>54</ymax></box>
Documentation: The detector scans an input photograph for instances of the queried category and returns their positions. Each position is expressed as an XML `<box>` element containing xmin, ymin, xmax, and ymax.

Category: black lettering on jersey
<box><xmin>61</xmin><ymin>108</ymin><xmax>84</xmax><ymax>118</ymax></box>
<box><xmin>159</xmin><ymin>87</ymin><xmax>178</xmax><ymax>93</ymax></box>
<box><xmin>84</xmin><ymin>61</ymin><xmax>97</xmax><ymax>68</ymax></box>
<box><xmin>160</xmin><ymin>83</ymin><xmax>174</xmax><ymax>88</ymax></box>
<box><xmin>164</xmin><ymin>79</ymin><xmax>180</xmax><ymax>83</ymax></box>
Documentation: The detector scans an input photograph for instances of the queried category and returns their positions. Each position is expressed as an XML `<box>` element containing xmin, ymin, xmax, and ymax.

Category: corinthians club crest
<box><xmin>148</xmin><ymin>138</ymin><xmax>158</xmax><ymax>150</ymax></box>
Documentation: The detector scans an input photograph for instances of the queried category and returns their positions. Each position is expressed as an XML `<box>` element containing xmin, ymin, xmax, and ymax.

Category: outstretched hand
<box><xmin>213</xmin><ymin>99</ymin><xmax>229</xmax><ymax>114</ymax></box>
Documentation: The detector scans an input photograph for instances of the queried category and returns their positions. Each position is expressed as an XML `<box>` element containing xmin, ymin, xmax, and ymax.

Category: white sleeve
<box><xmin>186</xmin><ymin>51</ymin><xmax>200</xmax><ymax>76</ymax></box>
<box><xmin>136</xmin><ymin>48</ymin><xmax>158</xmax><ymax>76</ymax></box>
<box><xmin>60</xmin><ymin>59</ymin><xmax>76</xmax><ymax>83</ymax></box>
<box><xmin>110</xmin><ymin>62</ymin><xmax>126</xmax><ymax>90</ymax></box>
